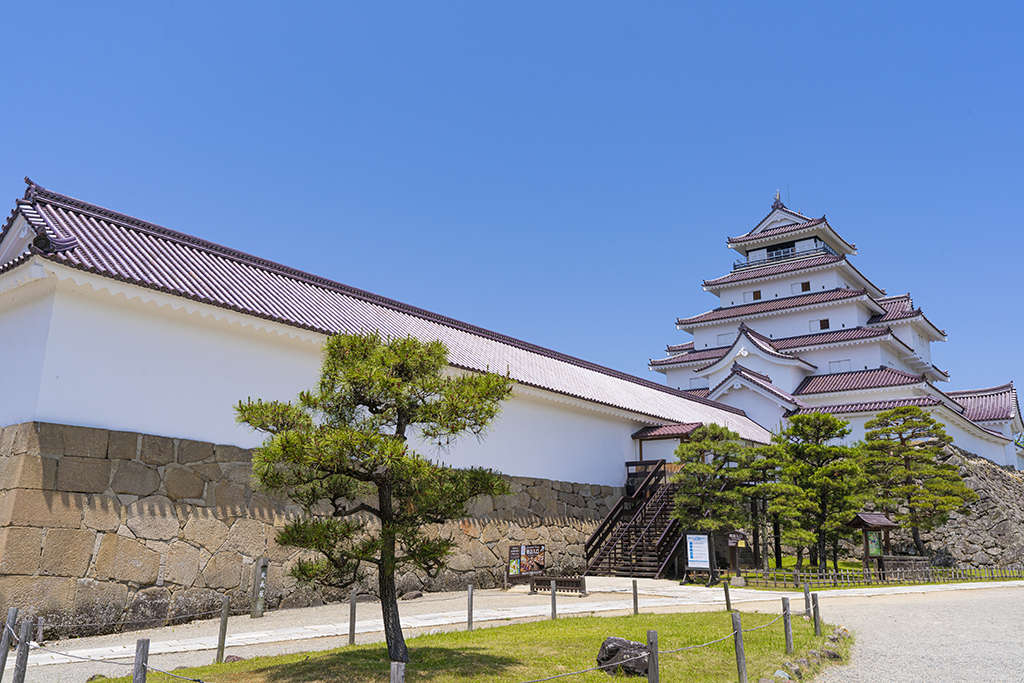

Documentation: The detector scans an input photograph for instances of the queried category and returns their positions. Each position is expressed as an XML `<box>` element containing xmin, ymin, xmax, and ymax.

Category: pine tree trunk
<box><xmin>818</xmin><ymin>529</ymin><xmax>828</xmax><ymax>573</ymax></box>
<box><xmin>911</xmin><ymin>526</ymin><xmax>927</xmax><ymax>557</ymax></box>
<box><xmin>377</xmin><ymin>479</ymin><xmax>410</xmax><ymax>663</ymax></box>
<box><xmin>773</xmin><ymin>516</ymin><xmax>783</xmax><ymax>569</ymax></box>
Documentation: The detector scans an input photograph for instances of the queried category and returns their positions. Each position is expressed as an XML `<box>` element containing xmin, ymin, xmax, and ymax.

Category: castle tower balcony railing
<box><xmin>733</xmin><ymin>241</ymin><xmax>839</xmax><ymax>271</ymax></box>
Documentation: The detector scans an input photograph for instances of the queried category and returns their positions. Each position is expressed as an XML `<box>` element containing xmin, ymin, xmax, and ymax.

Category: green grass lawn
<box><xmin>104</xmin><ymin>610</ymin><xmax>849</xmax><ymax>683</ymax></box>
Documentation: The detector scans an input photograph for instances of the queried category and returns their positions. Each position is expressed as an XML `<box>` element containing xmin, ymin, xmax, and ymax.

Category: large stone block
<box><xmin>169</xmin><ymin>588</ymin><xmax>223</xmax><ymax>624</ymax></box>
<box><xmin>221</xmin><ymin>518</ymin><xmax>266</xmax><ymax>557</ymax></box>
<box><xmin>214</xmin><ymin>444</ymin><xmax>251</xmax><ymax>463</ymax></box>
<box><xmin>107</xmin><ymin>431</ymin><xmax>140</xmax><ymax>460</ymax></box>
<box><xmin>0</xmin><ymin>489</ymin><xmax>84</xmax><ymax>528</ymax></box>
<box><xmin>202</xmin><ymin>551</ymin><xmax>243</xmax><ymax>590</ymax></box>
<box><xmin>0</xmin><ymin>527</ymin><xmax>44</xmax><ymax>574</ymax></box>
<box><xmin>94</xmin><ymin>534</ymin><xmax>161</xmax><ymax>584</ymax></box>
<box><xmin>61</xmin><ymin>425</ymin><xmax>110</xmax><ymax>458</ymax></box>
<box><xmin>126</xmin><ymin>496</ymin><xmax>180</xmax><ymax>540</ymax></box>
<box><xmin>177</xmin><ymin>440</ymin><xmax>214</xmax><ymax>464</ymax></box>
<box><xmin>212</xmin><ymin>484</ymin><xmax>247</xmax><ymax>517</ymax></box>
<box><xmin>111</xmin><ymin>460</ymin><xmax>161</xmax><ymax>496</ymax></box>
<box><xmin>125</xmin><ymin>586</ymin><xmax>170</xmax><ymax>630</ymax></box>
<box><xmin>72</xmin><ymin>578</ymin><xmax>128</xmax><ymax>635</ymax></box>
<box><xmin>0</xmin><ymin>454</ymin><xmax>56</xmax><ymax>491</ymax></box>
<box><xmin>0</xmin><ymin>575</ymin><xmax>76</xmax><ymax>618</ymax></box>
<box><xmin>83</xmin><ymin>495</ymin><xmax>123</xmax><ymax>532</ymax></box>
<box><xmin>164</xmin><ymin>468</ymin><xmax>205</xmax><ymax>501</ymax></box>
<box><xmin>220</xmin><ymin>461</ymin><xmax>254</xmax><ymax>488</ymax></box>
<box><xmin>183</xmin><ymin>511</ymin><xmax>230</xmax><ymax>550</ymax></box>
<box><xmin>164</xmin><ymin>541</ymin><xmax>201</xmax><ymax>586</ymax></box>
<box><xmin>141</xmin><ymin>435</ymin><xmax>175</xmax><ymax>466</ymax></box>
<box><xmin>41</xmin><ymin>528</ymin><xmax>96</xmax><ymax>577</ymax></box>
<box><xmin>56</xmin><ymin>457</ymin><xmax>112</xmax><ymax>493</ymax></box>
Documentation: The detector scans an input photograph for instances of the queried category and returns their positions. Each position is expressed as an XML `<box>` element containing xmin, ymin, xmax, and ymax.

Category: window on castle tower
<box><xmin>792</xmin><ymin>281</ymin><xmax>811</xmax><ymax>294</ymax></box>
<box><xmin>743</xmin><ymin>290</ymin><xmax>762</xmax><ymax>302</ymax></box>
<box><xmin>810</xmin><ymin>318</ymin><xmax>830</xmax><ymax>332</ymax></box>
<box><xmin>829</xmin><ymin>359</ymin><xmax>852</xmax><ymax>373</ymax></box>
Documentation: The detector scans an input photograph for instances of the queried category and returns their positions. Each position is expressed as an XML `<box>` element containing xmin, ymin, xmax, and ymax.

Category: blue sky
<box><xmin>2</xmin><ymin>3</ymin><xmax>1021</xmax><ymax>392</ymax></box>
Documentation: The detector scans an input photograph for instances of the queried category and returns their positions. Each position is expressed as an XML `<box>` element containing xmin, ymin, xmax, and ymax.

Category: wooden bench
<box><xmin>527</xmin><ymin>576</ymin><xmax>588</xmax><ymax>596</ymax></box>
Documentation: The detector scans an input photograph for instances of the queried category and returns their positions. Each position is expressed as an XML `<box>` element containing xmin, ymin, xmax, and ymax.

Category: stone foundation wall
<box><xmin>880</xmin><ymin>446</ymin><xmax>1024</xmax><ymax>569</ymax></box>
<box><xmin>0</xmin><ymin>422</ymin><xmax>620</xmax><ymax>634</ymax></box>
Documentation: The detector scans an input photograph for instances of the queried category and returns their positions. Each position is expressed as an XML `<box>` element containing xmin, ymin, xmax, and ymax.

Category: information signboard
<box><xmin>867</xmin><ymin>531</ymin><xmax>883</xmax><ymax>557</ymax></box>
<box><xmin>508</xmin><ymin>544</ymin><xmax>546</xmax><ymax>577</ymax></box>
<box><xmin>685</xmin><ymin>533</ymin><xmax>711</xmax><ymax>570</ymax></box>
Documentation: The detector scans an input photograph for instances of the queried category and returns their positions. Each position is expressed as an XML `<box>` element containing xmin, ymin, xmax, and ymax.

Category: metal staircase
<box><xmin>584</xmin><ymin>460</ymin><xmax>686</xmax><ymax>579</ymax></box>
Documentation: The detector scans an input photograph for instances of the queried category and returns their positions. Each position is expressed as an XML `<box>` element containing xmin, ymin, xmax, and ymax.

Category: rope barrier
<box><xmin>661</xmin><ymin>629</ymin><xmax>737</xmax><ymax>654</ymax></box>
<box><xmin>516</xmin><ymin>651</ymin><xmax>652</xmax><ymax>683</ymax></box>
<box><xmin>741</xmin><ymin>611</ymin><xmax>785</xmax><ymax>633</ymax></box>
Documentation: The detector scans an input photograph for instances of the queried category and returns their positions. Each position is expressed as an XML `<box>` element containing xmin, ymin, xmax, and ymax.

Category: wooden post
<box><xmin>250</xmin><ymin>557</ymin><xmax>269</xmax><ymax>618</ymax></box>
<box><xmin>132</xmin><ymin>638</ymin><xmax>150</xmax><ymax>683</ymax></box>
<box><xmin>216</xmin><ymin>596</ymin><xmax>230</xmax><ymax>664</ymax></box>
<box><xmin>646</xmin><ymin>629</ymin><xmax>659</xmax><ymax>683</ymax></box>
<box><xmin>0</xmin><ymin>607</ymin><xmax>18</xmax><ymax>683</ymax></box>
<box><xmin>35</xmin><ymin>617</ymin><xmax>43</xmax><ymax>645</ymax></box>
<box><xmin>550</xmin><ymin>580</ymin><xmax>557</xmax><ymax>619</ymax></box>
<box><xmin>723</xmin><ymin>582</ymin><xmax>732</xmax><ymax>612</ymax></box>
<box><xmin>782</xmin><ymin>597</ymin><xmax>793</xmax><ymax>655</ymax></box>
<box><xmin>731</xmin><ymin>612</ymin><xmax>747</xmax><ymax>683</ymax></box>
<box><xmin>803</xmin><ymin>583</ymin><xmax>811</xmax><ymax>617</ymax></box>
<box><xmin>812</xmin><ymin>593</ymin><xmax>821</xmax><ymax>636</ymax></box>
<box><xmin>633</xmin><ymin>579</ymin><xmax>639</xmax><ymax>615</ymax></box>
<box><xmin>349</xmin><ymin>589</ymin><xmax>357</xmax><ymax>646</ymax></box>
<box><xmin>12</xmin><ymin>621</ymin><xmax>31</xmax><ymax>683</ymax></box>
<box><xmin>467</xmin><ymin>584</ymin><xmax>474</xmax><ymax>632</ymax></box>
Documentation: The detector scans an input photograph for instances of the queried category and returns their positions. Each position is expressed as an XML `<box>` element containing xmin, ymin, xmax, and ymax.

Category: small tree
<box><xmin>236</xmin><ymin>332</ymin><xmax>513</xmax><ymax>663</ymax></box>
<box><xmin>672</xmin><ymin>424</ymin><xmax>752</xmax><ymax>573</ymax></box>
<box><xmin>863</xmin><ymin>406</ymin><xmax>978</xmax><ymax>556</ymax></box>
<box><xmin>774</xmin><ymin>413</ymin><xmax>867</xmax><ymax>573</ymax></box>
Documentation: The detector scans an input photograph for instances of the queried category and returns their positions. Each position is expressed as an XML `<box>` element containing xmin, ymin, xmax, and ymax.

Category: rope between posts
<box><xmin>143</xmin><ymin>662</ymin><xmax>208</xmax><ymax>682</ymax></box>
<box><xmin>742</xmin><ymin>611</ymin><xmax>785</xmax><ymax>632</ymax></box>
<box><xmin>661</xmin><ymin>629</ymin><xmax>737</xmax><ymax>654</ymax></box>
<box><xmin>516</xmin><ymin>651</ymin><xmax>652</xmax><ymax>683</ymax></box>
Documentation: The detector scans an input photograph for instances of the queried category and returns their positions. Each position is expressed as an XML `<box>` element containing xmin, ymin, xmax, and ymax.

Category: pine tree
<box><xmin>774</xmin><ymin>413</ymin><xmax>867</xmax><ymax>573</ymax></box>
<box><xmin>236</xmin><ymin>332</ymin><xmax>513</xmax><ymax>663</ymax></box>
<box><xmin>863</xmin><ymin>406</ymin><xmax>978</xmax><ymax>556</ymax></box>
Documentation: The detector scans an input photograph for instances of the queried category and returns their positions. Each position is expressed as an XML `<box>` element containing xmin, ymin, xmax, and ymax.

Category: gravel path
<box><xmin>814</xmin><ymin>586</ymin><xmax>1024</xmax><ymax>682</ymax></box>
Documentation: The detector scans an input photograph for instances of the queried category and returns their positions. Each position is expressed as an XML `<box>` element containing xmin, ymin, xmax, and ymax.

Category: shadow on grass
<box><xmin>257</xmin><ymin>645</ymin><xmax>521</xmax><ymax>683</ymax></box>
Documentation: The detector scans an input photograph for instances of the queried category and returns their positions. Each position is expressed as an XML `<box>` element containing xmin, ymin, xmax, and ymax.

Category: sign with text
<box><xmin>685</xmin><ymin>533</ymin><xmax>711</xmax><ymax>570</ymax></box>
<box><xmin>508</xmin><ymin>544</ymin><xmax>545</xmax><ymax>577</ymax></box>
<box><xmin>867</xmin><ymin>531</ymin><xmax>883</xmax><ymax>557</ymax></box>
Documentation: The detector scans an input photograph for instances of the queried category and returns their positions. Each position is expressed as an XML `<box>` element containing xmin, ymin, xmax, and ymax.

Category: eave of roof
<box><xmin>631</xmin><ymin>423</ymin><xmax>702</xmax><ymax>440</ymax></box>
<box><xmin>691</xmin><ymin>325</ymin><xmax>817</xmax><ymax>374</ymax></box>
<box><xmin>676</xmin><ymin>288</ymin><xmax>877</xmax><ymax>329</ymax></box>
<box><xmin>726</xmin><ymin>216</ymin><xmax>857</xmax><ymax>255</ymax></box>
<box><xmin>948</xmin><ymin>383</ymin><xmax>1021</xmax><ymax>423</ymax></box>
<box><xmin>793</xmin><ymin>366</ymin><xmax>925</xmax><ymax>396</ymax></box>
<box><xmin>709</xmin><ymin>362</ymin><xmax>807</xmax><ymax>408</ymax></box>
<box><xmin>9</xmin><ymin>180</ymin><xmax>771</xmax><ymax>442</ymax></box>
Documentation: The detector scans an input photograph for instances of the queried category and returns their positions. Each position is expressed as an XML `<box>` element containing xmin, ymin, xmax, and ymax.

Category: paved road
<box><xmin>4</xmin><ymin>578</ymin><xmax>1022</xmax><ymax>682</ymax></box>
<box><xmin>814</xmin><ymin>586</ymin><xmax>1024</xmax><ymax>683</ymax></box>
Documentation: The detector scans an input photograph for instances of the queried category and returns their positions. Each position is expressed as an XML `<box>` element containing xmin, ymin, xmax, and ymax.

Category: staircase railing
<box><xmin>585</xmin><ymin>460</ymin><xmax>666</xmax><ymax>568</ymax></box>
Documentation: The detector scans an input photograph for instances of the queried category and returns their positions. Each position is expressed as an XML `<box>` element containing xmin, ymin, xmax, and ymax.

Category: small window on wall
<box><xmin>792</xmin><ymin>281</ymin><xmax>811</xmax><ymax>294</ymax></box>
<box><xmin>743</xmin><ymin>290</ymin><xmax>762</xmax><ymax>302</ymax></box>
<box><xmin>829</xmin><ymin>359</ymin><xmax>852</xmax><ymax>373</ymax></box>
<box><xmin>689</xmin><ymin>377</ymin><xmax>709</xmax><ymax>389</ymax></box>
<box><xmin>809</xmin><ymin>319</ymin><xmax>830</xmax><ymax>332</ymax></box>
<box><xmin>717</xmin><ymin>333</ymin><xmax>735</xmax><ymax>346</ymax></box>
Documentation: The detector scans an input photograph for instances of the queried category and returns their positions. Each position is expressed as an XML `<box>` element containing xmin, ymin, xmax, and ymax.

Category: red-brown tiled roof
<box><xmin>692</xmin><ymin>325</ymin><xmax>816</xmax><ymax>373</ymax></box>
<box><xmin>772</xmin><ymin>326</ymin><xmax>892</xmax><ymax>350</ymax></box>
<box><xmin>2</xmin><ymin>180</ymin><xmax>774</xmax><ymax>442</ymax></box>
<box><xmin>631</xmin><ymin>423</ymin><xmax>703</xmax><ymax>440</ymax></box>
<box><xmin>786</xmin><ymin>396</ymin><xmax>943</xmax><ymax>416</ymax></box>
<box><xmin>677</xmin><ymin>288</ymin><xmax>869</xmax><ymax>327</ymax></box>
<box><xmin>727</xmin><ymin>217</ymin><xmax>828</xmax><ymax>244</ymax></box>
<box><xmin>868</xmin><ymin>294</ymin><xmax>947</xmax><ymax>337</ymax></box>
<box><xmin>650</xmin><ymin>346</ymin><xmax>730</xmax><ymax>367</ymax></box>
<box><xmin>665</xmin><ymin>341</ymin><xmax>694</xmax><ymax>353</ymax></box>
<box><xmin>703</xmin><ymin>254</ymin><xmax>843</xmax><ymax>287</ymax></box>
<box><xmin>710</xmin><ymin>363</ymin><xmax>807</xmax><ymax>408</ymax></box>
<box><xmin>651</xmin><ymin>325</ymin><xmax>897</xmax><ymax>370</ymax></box>
<box><xmin>793</xmin><ymin>366</ymin><xmax>925</xmax><ymax>396</ymax></box>
<box><xmin>680</xmin><ymin>388</ymin><xmax>710</xmax><ymax>398</ymax></box>
<box><xmin>948</xmin><ymin>383</ymin><xmax>1020</xmax><ymax>422</ymax></box>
